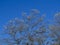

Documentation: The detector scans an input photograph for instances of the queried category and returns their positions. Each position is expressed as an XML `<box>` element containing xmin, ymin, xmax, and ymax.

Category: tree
<box><xmin>49</xmin><ymin>12</ymin><xmax>60</xmax><ymax>45</ymax></box>
<box><xmin>1</xmin><ymin>9</ymin><xmax>60</xmax><ymax>45</ymax></box>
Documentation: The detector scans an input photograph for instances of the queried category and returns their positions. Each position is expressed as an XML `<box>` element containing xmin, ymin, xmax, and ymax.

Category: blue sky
<box><xmin>0</xmin><ymin>0</ymin><xmax>60</xmax><ymax>45</ymax></box>
<box><xmin>0</xmin><ymin>0</ymin><xmax>60</xmax><ymax>31</ymax></box>
<box><xmin>0</xmin><ymin>0</ymin><xmax>60</xmax><ymax>27</ymax></box>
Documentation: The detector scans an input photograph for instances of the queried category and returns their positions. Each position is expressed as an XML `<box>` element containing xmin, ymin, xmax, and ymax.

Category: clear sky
<box><xmin>0</xmin><ymin>0</ymin><xmax>60</xmax><ymax>27</ymax></box>
<box><xmin>0</xmin><ymin>0</ymin><xmax>60</xmax><ymax>45</ymax></box>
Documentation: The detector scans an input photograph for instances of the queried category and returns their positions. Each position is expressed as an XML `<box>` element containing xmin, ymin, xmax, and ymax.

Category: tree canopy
<box><xmin>0</xmin><ymin>9</ymin><xmax>60</xmax><ymax>45</ymax></box>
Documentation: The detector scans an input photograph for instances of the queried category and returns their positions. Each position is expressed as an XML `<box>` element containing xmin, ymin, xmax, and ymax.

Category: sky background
<box><xmin>0</xmin><ymin>0</ymin><xmax>60</xmax><ymax>28</ymax></box>
<box><xmin>0</xmin><ymin>0</ymin><xmax>60</xmax><ymax>33</ymax></box>
<box><xmin>0</xmin><ymin>0</ymin><xmax>60</xmax><ymax>45</ymax></box>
